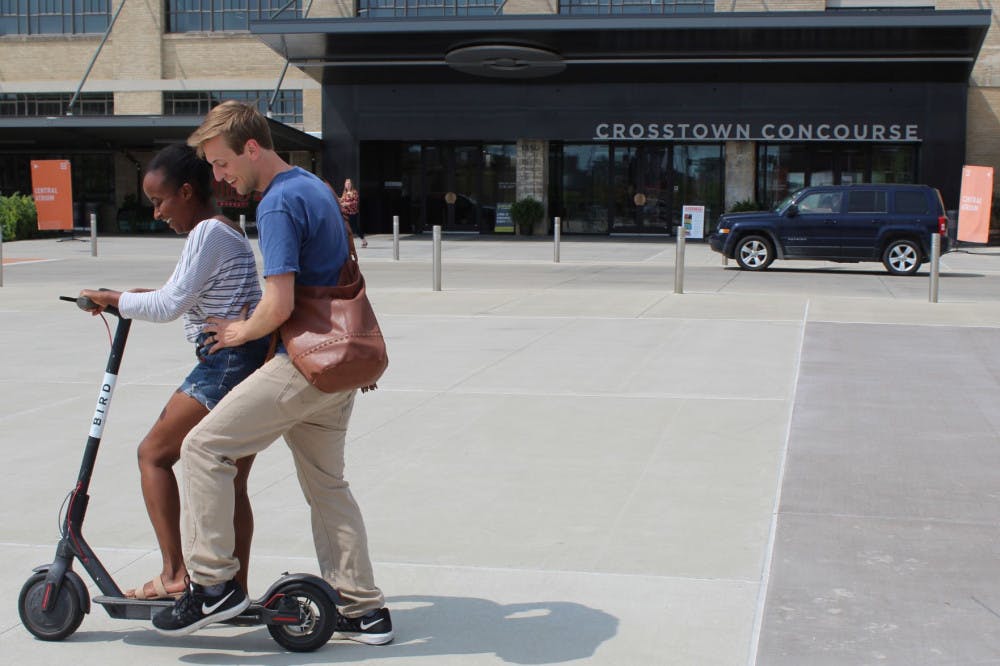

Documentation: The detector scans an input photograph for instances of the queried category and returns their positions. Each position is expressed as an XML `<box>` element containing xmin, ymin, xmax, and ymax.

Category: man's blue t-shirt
<box><xmin>257</xmin><ymin>167</ymin><xmax>348</xmax><ymax>286</ymax></box>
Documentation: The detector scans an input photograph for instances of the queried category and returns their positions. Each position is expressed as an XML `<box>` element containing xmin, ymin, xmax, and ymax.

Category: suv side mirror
<box><xmin>786</xmin><ymin>204</ymin><xmax>799</xmax><ymax>218</ymax></box>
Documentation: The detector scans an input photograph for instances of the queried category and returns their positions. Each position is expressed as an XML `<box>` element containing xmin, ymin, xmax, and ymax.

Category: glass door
<box><xmin>838</xmin><ymin>147</ymin><xmax>867</xmax><ymax>185</ymax></box>
<box><xmin>482</xmin><ymin>144</ymin><xmax>517</xmax><ymax>233</ymax></box>
<box><xmin>451</xmin><ymin>144</ymin><xmax>480</xmax><ymax>233</ymax></box>
<box><xmin>554</xmin><ymin>143</ymin><xmax>610</xmax><ymax>234</ymax></box>
<box><xmin>810</xmin><ymin>148</ymin><xmax>835</xmax><ymax>186</ymax></box>
<box><xmin>401</xmin><ymin>143</ymin><xmax>423</xmax><ymax>234</ymax></box>
<box><xmin>672</xmin><ymin>144</ymin><xmax>724</xmax><ymax>233</ymax></box>
<box><xmin>423</xmin><ymin>144</ymin><xmax>447</xmax><ymax>232</ymax></box>
<box><xmin>612</xmin><ymin>145</ymin><xmax>639</xmax><ymax>233</ymax></box>
<box><xmin>639</xmin><ymin>145</ymin><xmax>672</xmax><ymax>234</ymax></box>
<box><xmin>612</xmin><ymin>144</ymin><xmax>672</xmax><ymax>234</ymax></box>
<box><xmin>422</xmin><ymin>143</ymin><xmax>480</xmax><ymax>233</ymax></box>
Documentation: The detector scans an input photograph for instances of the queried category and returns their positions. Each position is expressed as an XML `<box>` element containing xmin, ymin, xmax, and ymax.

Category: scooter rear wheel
<box><xmin>19</xmin><ymin>572</ymin><xmax>85</xmax><ymax>641</ymax></box>
<box><xmin>266</xmin><ymin>581</ymin><xmax>337</xmax><ymax>652</ymax></box>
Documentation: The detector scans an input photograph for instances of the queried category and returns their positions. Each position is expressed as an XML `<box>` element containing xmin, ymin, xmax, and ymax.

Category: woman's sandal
<box><xmin>125</xmin><ymin>574</ymin><xmax>185</xmax><ymax>600</ymax></box>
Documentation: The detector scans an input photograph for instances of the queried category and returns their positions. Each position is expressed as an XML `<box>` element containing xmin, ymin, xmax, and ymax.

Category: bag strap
<box><xmin>342</xmin><ymin>213</ymin><xmax>359</xmax><ymax>265</ymax></box>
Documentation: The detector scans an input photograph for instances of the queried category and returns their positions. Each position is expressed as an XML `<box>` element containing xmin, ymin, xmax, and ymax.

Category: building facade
<box><xmin>253</xmin><ymin>1</ymin><xmax>996</xmax><ymax>237</ymax></box>
<box><xmin>0</xmin><ymin>1</ymin><xmax>998</xmax><ymax>237</ymax></box>
<box><xmin>0</xmin><ymin>0</ymin><xmax>330</xmax><ymax>229</ymax></box>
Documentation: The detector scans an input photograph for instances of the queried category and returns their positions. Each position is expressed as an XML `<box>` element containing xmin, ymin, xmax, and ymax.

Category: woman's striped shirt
<box><xmin>117</xmin><ymin>219</ymin><xmax>262</xmax><ymax>343</ymax></box>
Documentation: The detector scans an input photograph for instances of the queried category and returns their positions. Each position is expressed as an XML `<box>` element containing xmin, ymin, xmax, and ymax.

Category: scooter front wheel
<box><xmin>18</xmin><ymin>572</ymin><xmax>85</xmax><ymax>641</ymax></box>
<box><xmin>266</xmin><ymin>581</ymin><xmax>337</xmax><ymax>652</ymax></box>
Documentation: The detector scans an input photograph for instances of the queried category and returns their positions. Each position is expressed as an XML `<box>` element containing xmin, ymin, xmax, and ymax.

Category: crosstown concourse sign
<box><xmin>593</xmin><ymin>122</ymin><xmax>921</xmax><ymax>142</ymax></box>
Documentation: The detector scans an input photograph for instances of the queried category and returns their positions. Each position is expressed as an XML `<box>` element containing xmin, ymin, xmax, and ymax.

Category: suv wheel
<box><xmin>882</xmin><ymin>239</ymin><xmax>922</xmax><ymax>276</ymax></box>
<box><xmin>735</xmin><ymin>235</ymin><xmax>774</xmax><ymax>271</ymax></box>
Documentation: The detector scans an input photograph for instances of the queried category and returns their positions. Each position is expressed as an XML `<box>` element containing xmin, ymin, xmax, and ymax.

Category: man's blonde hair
<box><xmin>187</xmin><ymin>100</ymin><xmax>274</xmax><ymax>157</ymax></box>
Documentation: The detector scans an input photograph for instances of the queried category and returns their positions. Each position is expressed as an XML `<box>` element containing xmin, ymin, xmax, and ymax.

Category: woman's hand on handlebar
<box><xmin>79</xmin><ymin>288</ymin><xmax>121</xmax><ymax>315</ymax></box>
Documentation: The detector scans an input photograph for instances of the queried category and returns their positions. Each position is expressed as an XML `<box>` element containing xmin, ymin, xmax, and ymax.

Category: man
<box><xmin>151</xmin><ymin>101</ymin><xmax>392</xmax><ymax>645</ymax></box>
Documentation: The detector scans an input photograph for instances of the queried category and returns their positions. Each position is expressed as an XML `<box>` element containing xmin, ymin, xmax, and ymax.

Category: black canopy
<box><xmin>251</xmin><ymin>10</ymin><xmax>991</xmax><ymax>85</ymax></box>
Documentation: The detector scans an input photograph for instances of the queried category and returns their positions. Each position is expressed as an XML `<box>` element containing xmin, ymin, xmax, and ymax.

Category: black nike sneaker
<box><xmin>151</xmin><ymin>578</ymin><xmax>249</xmax><ymax>636</ymax></box>
<box><xmin>332</xmin><ymin>607</ymin><xmax>394</xmax><ymax>645</ymax></box>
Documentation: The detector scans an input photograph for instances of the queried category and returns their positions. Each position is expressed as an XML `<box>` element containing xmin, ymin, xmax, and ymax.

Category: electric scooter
<box><xmin>17</xmin><ymin>295</ymin><xmax>340</xmax><ymax>652</ymax></box>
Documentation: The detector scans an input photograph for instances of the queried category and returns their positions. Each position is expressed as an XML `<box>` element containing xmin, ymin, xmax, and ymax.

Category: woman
<box><xmin>338</xmin><ymin>178</ymin><xmax>366</xmax><ymax>247</ymax></box>
<box><xmin>80</xmin><ymin>143</ymin><xmax>268</xmax><ymax>599</ymax></box>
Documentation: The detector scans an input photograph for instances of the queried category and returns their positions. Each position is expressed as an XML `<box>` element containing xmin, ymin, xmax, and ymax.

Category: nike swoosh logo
<box><xmin>360</xmin><ymin>617</ymin><xmax>383</xmax><ymax>630</ymax></box>
<box><xmin>202</xmin><ymin>590</ymin><xmax>235</xmax><ymax>615</ymax></box>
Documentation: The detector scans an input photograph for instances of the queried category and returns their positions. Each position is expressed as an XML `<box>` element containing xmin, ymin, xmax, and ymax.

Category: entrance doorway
<box><xmin>360</xmin><ymin>141</ymin><xmax>516</xmax><ymax>235</ymax></box>
<box><xmin>550</xmin><ymin>142</ymin><xmax>724</xmax><ymax>235</ymax></box>
<box><xmin>612</xmin><ymin>145</ymin><xmax>672</xmax><ymax>234</ymax></box>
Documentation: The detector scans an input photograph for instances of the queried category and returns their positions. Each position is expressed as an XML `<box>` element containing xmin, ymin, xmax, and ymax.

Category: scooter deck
<box><xmin>93</xmin><ymin>595</ymin><xmax>172</xmax><ymax>620</ymax></box>
<box><xmin>93</xmin><ymin>595</ymin><xmax>302</xmax><ymax>626</ymax></box>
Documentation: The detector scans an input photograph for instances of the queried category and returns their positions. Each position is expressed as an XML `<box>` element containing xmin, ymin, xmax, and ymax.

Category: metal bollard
<box><xmin>674</xmin><ymin>225</ymin><xmax>686</xmax><ymax>294</ymax></box>
<box><xmin>239</xmin><ymin>214</ymin><xmax>246</xmax><ymax>234</ymax></box>
<box><xmin>432</xmin><ymin>224</ymin><xmax>442</xmax><ymax>291</ymax></box>
<box><xmin>393</xmin><ymin>215</ymin><xmax>400</xmax><ymax>261</ymax></box>
<box><xmin>554</xmin><ymin>216</ymin><xmax>561</xmax><ymax>263</ymax></box>
<box><xmin>929</xmin><ymin>232</ymin><xmax>941</xmax><ymax>303</ymax></box>
<box><xmin>90</xmin><ymin>212</ymin><xmax>97</xmax><ymax>257</ymax></box>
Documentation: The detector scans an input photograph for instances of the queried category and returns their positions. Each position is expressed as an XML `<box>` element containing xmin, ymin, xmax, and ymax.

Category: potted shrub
<box><xmin>728</xmin><ymin>199</ymin><xmax>765</xmax><ymax>213</ymax></box>
<box><xmin>510</xmin><ymin>197</ymin><xmax>544</xmax><ymax>236</ymax></box>
<box><xmin>0</xmin><ymin>192</ymin><xmax>37</xmax><ymax>241</ymax></box>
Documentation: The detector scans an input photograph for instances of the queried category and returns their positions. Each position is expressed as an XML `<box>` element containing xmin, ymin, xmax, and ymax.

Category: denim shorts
<box><xmin>180</xmin><ymin>333</ymin><xmax>270</xmax><ymax>410</ymax></box>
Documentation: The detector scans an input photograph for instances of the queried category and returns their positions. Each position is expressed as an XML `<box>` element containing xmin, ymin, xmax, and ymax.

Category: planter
<box><xmin>510</xmin><ymin>197</ymin><xmax>544</xmax><ymax>237</ymax></box>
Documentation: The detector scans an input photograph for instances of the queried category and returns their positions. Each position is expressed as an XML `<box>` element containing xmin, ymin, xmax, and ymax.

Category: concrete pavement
<box><xmin>2</xmin><ymin>234</ymin><xmax>1000</xmax><ymax>664</ymax></box>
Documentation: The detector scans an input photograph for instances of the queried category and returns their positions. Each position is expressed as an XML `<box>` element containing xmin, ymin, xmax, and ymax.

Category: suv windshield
<box><xmin>774</xmin><ymin>191</ymin><xmax>801</xmax><ymax>214</ymax></box>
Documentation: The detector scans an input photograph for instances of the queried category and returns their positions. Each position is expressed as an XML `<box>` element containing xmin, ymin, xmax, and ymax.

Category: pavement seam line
<box><xmin>586</xmin><ymin>400</ymin><xmax>685</xmax><ymax>571</ymax></box>
<box><xmin>746</xmin><ymin>297</ymin><xmax>809</xmax><ymax>666</ymax></box>
<box><xmin>2</xmin><ymin>542</ymin><xmax>759</xmax><ymax>585</ymax></box>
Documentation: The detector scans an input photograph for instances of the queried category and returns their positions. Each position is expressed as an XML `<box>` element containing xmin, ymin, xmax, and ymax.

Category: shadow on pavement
<box><xmin>116</xmin><ymin>595</ymin><xmax>618</xmax><ymax>665</ymax></box>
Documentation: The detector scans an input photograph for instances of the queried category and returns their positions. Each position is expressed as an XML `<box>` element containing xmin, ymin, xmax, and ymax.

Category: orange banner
<box><xmin>30</xmin><ymin>160</ymin><xmax>73</xmax><ymax>231</ymax></box>
<box><xmin>957</xmin><ymin>165</ymin><xmax>994</xmax><ymax>243</ymax></box>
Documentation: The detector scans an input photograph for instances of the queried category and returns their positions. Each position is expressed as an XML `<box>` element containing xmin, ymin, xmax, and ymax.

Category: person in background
<box><xmin>79</xmin><ymin>143</ymin><xmax>268</xmax><ymax>601</ymax></box>
<box><xmin>338</xmin><ymin>177</ymin><xmax>366</xmax><ymax>247</ymax></box>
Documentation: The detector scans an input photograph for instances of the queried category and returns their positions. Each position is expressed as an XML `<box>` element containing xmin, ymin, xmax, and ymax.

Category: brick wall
<box><xmin>967</xmin><ymin>88</ymin><xmax>1000</xmax><ymax>172</ymax></box>
<box><xmin>504</xmin><ymin>0</ymin><xmax>558</xmax><ymax>12</ymax></box>
<box><xmin>114</xmin><ymin>91</ymin><xmax>162</xmax><ymax>115</ymax></box>
<box><xmin>0</xmin><ymin>0</ymin><xmax>321</xmax><ymax>132</ymax></box>
<box><xmin>0</xmin><ymin>36</ymin><xmax>113</xmax><ymax>81</ymax></box>
<box><xmin>109</xmin><ymin>0</ymin><xmax>162</xmax><ymax>87</ymax></box>
<box><xmin>723</xmin><ymin>0</ymin><xmax>824</xmax><ymax>10</ymax></box>
<box><xmin>308</xmin><ymin>0</ymin><xmax>355</xmax><ymax>17</ymax></box>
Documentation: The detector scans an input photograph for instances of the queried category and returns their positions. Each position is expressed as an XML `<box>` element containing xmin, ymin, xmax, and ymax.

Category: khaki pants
<box><xmin>180</xmin><ymin>353</ymin><xmax>384</xmax><ymax>616</ymax></box>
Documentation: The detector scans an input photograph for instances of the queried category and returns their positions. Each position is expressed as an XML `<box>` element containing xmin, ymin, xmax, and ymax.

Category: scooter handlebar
<box><xmin>59</xmin><ymin>294</ymin><xmax>122</xmax><ymax>318</ymax></box>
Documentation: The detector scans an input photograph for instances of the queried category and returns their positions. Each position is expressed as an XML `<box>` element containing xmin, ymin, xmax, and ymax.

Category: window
<box><xmin>0</xmin><ymin>154</ymin><xmax>31</xmax><ymax>197</ymax></box>
<box><xmin>846</xmin><ymin>190</ymin><xmax>886</xmax><ymax>213</ymax></box>
<box><xmin>552</xmin><ymin>143</ymin><xmax>611</xmax><ymax>234</ymax></box>
<box><xmin>870</xmin><ymin>146</ymin><xmax>914</xmax><ymax>184</ymax></box>
<box><xmin>0</xmin><ymin>0</ymin><xmax>110</xmax><ymax>35</ymax></box>
<box><xmin>673</xmin><ymin>143</ymin><xmax>723</xmax><ymax>230</ymax></box>
<box><xmin>797</xmin><ymin>191</ymin><xmax>842</xmax><ymax>214</ymax></box>
<box><xmin>560</xmin><ymin>0</ymin><xmax>714</xmax><ymax>15</ymax></box>
<box><xmin>0</xmin><ymin>92</ymin><xmax>113</xmax><ymax>116</ymax></box>
<box><xmin>894</xmin><ymin>190</ymin><xmax>929</xmax><ymax>215</ymax></box>
<box><xmin>74</xmin><ymin>153</ymin><xmax>114</xmax><ymax>203</ymax></box>
<box><xmin>166</xmin><ymin>0</ymin><xmax>301</xmax><ymax>33</ymax></box>
<box><xmin>358</xmin><ymin>0</ymin><xmax>500</xmax><ymax>16</ymax></box>
<box><xmin>757</xmin><ymin>144</ymin><xmax>916</xmax><ymax>209</ymax></box>
<box><xmin>164</xmin><ymin>90</ymin><xmax>303</xmax><ymax>125</ymax></box>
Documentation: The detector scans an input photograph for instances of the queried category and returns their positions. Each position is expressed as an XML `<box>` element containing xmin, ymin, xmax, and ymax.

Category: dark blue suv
<box><xmin>708</xmin><ymin>184</ymin><xmax>951</xmax><ymax>275</ymax></box>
